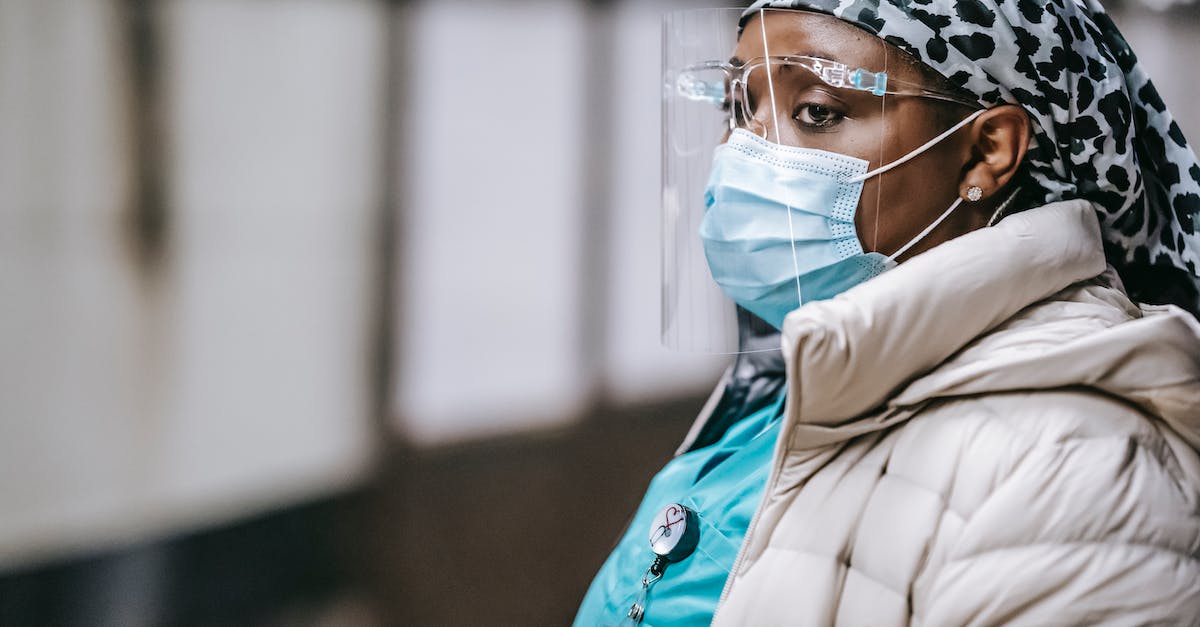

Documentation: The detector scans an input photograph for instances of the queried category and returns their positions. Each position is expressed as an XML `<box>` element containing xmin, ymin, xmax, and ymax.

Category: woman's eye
<box><xmin>795</xmin><ymin>103</ymin><xmax>843</xmax><ymax>128</ymax></box>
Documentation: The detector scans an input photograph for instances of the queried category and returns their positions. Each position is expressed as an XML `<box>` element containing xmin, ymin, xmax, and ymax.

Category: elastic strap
<box><xmin>847</xmin><ymin>109</ymin><xmax>986</xmax><ymax>184</ymax></box>
<box><xmin>887</xmin><ymin>197</ymin><xmax>963</xmax><ymax>261</ymax></box>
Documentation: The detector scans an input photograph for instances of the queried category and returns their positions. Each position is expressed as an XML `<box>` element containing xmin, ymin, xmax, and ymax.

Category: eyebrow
<box><xmin>730</xmin><ymin>50</ymin><xmax>857</xmax><ymax>66</ymax></box>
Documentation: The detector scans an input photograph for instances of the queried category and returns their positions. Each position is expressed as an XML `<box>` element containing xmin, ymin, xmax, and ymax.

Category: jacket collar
<box><xmin>778</xmin><ymin>200</ymin><xmax>1114</xmax><ymax>447</ymax></box>
<box><xmin>889</xmin><ymin>273</ymin><xmax>1200</xmax><ymax>451</ymax></box>
<box><xmin>676</xmin><ymin>310</ymin><xmax>786</xmax><ymax>456</ymax></box>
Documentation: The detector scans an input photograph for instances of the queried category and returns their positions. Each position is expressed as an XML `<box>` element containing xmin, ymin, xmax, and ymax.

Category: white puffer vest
<box><xmin>690</xmin><ymin>200</ymin><xmax>1200</xmax><ymax>626</ymax></box>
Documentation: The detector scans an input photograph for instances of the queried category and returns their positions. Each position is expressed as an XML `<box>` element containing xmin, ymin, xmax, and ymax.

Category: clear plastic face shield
<box><xmin>661</xmin><ymin>8</ymin><xmax>980</xmax><ymax>353</ymax></box>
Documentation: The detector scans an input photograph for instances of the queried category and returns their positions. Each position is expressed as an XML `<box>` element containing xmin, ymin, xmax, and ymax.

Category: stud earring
<box><xmin>966</xmin><ymin>186</ymin><xmax>984</xmax><ymax>202</ymax></box>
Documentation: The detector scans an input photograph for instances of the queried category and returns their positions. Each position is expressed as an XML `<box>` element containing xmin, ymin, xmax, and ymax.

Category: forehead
<box><xmin>736</xmin><ymin>10</ymin><xmax>921</xmax><ymax>81</ymax></box>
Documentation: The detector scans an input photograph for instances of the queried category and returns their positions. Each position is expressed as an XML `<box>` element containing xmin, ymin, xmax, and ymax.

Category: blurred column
<box><xmin>0</xmin><ymin>0</ymin><xmax>148</xmax><ymax>567</ymax></box>
<box><xmin>155</xmin><ymin>0</ymin><xmax>382</xmax><ymax>529</ymax></box>
<box><xmin>393</xmin><ymin>1</ymin><xmax>590</xmax><ymax>445</ymax></box>
<box><xmin>0</xmin><ymin>0</ymin><xmax>382</xmax><ymax>570</ymax></box>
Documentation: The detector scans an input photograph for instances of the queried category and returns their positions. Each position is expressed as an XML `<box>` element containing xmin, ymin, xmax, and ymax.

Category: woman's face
<box><xmin>735</xmin><ymin>11</ymin><xmax>986</xmax><ymax>260</ymax></box>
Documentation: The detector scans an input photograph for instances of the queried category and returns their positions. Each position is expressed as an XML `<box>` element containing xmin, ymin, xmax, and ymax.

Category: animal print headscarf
<box><xmin>743</xmin><ymin>0</ymin><xmax>1200</xmax><ymax>313</ymax></box>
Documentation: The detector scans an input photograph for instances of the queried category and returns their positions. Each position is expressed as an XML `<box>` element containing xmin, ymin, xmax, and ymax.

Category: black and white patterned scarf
<box><xmin>743</xmin><ymin>0</ymin><xmax>1200</xmax><ymax>313</ymax></box>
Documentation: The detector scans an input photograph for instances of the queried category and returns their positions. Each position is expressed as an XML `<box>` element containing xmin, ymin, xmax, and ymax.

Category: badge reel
<box><xmin>621</xmin><ymin>503</ymin><xmax>700</xmax><ymax>625</ymax></box>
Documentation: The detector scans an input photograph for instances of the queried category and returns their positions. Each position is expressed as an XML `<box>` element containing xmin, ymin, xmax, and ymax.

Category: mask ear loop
<box><xmin>853</xmin><ymin>108</ymin><xmax>987</xmax><ymax>261</ymax></box>
<box><xmin>847</xmin><ymin>108</ymin><xmax>986</xmax><ymax>184</ymax></box>
<box><xmin>886</xmin><ymin>197</ymin><xmax>962</xmax><ymax>261</ymax></box>
<box><xmin>758</xmin><ymin>11</ymin><xmax>806</xmax><ymax>307</ymax></box>
<box><xmin>889</xmin><ymin>159</ymin><xmax>1019</xmax><ymax>262</ymax></box>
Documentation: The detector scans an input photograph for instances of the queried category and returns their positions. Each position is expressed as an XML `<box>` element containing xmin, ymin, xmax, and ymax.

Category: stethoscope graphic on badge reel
<box><xmin>621</xmin><ymin>503</ymin><xmax>700</xmax><ymax>626</ymax></box>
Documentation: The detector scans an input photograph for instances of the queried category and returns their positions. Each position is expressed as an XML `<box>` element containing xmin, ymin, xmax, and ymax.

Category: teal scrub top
<box><xmin>573</xmin><ymin>392</ymin><xmax>786</xmax><ymax>626</ymax></box>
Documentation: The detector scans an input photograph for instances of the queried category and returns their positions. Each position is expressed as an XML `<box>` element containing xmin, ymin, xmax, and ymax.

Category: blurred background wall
<box><xmin>0</xmin><ymin>0</ymin><xmax>1196</xmax><ymax>625</ymax></box>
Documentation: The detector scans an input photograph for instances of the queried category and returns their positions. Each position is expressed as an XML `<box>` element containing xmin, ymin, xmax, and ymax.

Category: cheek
<box><xmin>853</xmin><ymin>128</ymin><xmax>963</xmax><ymax>253</ymax></box>
<box><xmin>862</xmin><ymin>169</ymin><xmax>932</xmax><ymax>252</ymax></box>
<box><xmin>856</xmin><ymin>170</ymin><xmax>929</xmax><ymax>252</ymax></box>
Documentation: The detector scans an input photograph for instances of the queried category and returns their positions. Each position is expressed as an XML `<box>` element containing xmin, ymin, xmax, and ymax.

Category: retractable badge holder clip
<box><xmin>622</xmin><ymin>504</ymin><xmax>700</xmax><ymax>626</ymax></box>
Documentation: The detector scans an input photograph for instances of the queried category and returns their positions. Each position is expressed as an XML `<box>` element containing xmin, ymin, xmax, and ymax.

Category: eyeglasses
<box><xmin>675</xmin><ymin>55</ymin><xmax>981</xmax><ymax>130</ymax></box>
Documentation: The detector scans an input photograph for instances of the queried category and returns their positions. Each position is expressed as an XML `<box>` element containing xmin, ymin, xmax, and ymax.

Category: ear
<box><xmin>959</xmin><ymin>105</ymin><xmax>1031</xmax><ymax>202</ymax></box>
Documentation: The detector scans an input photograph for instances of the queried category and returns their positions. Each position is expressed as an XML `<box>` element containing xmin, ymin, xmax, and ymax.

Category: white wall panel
<box><xmin>395</xmin><ymin>1</ymin><xmax>589</xmax><ymax>445</ymax></box>
<box><xmin>158</xmin><ymin>0</ymin><xmax>380</xmax><ymax>519</ymax></box>
<box><xmin>1111</xmin><ymin>6</ymin><xmax>1200</xmax><ymax>138</ymax></box>
<box><xmin>0</xmin><ymin>0</ymin><xmax>382</xmax><ymax>569</ymax></box>
<box><xmin>0</xmin><ymin>0</ymin><xmax>146</xmax><ymax>568</ymax></box>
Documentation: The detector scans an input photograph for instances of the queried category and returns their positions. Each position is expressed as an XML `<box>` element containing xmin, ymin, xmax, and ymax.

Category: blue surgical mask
<box><xmin>700</xmin><ymin>110</ymin><xmax>984</xmax><ymax>329</ymax></box>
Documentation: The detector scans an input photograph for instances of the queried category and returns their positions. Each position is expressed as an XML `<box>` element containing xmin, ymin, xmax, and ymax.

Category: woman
<box><xmin>576</xmin><ymin>1</ymin><xmax>1200</xmax><ymax>625</ymax></box>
